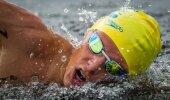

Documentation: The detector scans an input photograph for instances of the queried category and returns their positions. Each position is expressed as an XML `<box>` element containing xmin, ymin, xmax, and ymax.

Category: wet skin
<box><xmin>0</xmin><ymin>0</ymin><xmax>127</xmax><ymax>87</ymax></box>
<box><xmin>64</xmin><ymin>31</ymin><xmax>128</xmax><ymax>87</ymax></box>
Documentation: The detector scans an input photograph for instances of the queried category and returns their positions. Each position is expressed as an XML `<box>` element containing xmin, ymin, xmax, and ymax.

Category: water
<box><xmin>2</xmin><ymin>0</ymin><xmax>170</xmax><ymax>99</ymax></box>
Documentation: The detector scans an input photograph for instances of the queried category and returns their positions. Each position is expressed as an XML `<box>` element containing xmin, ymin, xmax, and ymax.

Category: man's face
<box><xmin>63</xmin><ymin>31</ymin><xmax>127</xmax><ymax>87</ymax></box>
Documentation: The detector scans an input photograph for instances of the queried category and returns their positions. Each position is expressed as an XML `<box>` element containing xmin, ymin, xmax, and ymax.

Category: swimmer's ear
<box><xmin>0</xmin><ymin>29</ymin><xmax>8</xmax><ymax>39</ymax></box>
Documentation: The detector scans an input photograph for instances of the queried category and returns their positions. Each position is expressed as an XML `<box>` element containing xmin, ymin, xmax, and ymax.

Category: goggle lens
<box><xmin>89</xmin><ymin>33</ymin><xmax>103</xmax><ymax>54</ymax></box>
<box><xmin>88</xmin><ymin>32</ymin><xmax>126</xmax><ymax>76</ymax></box>
<box><xmin>105</xmin><ymin>60</ymin><xmax>122</xmax><ymax>75</ymax></box>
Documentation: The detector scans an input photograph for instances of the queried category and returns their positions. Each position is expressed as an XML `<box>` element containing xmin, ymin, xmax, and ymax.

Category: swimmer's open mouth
<box><xmin>71</xmin><ymin>68</ymin><xmax>87</xmax><ymax>86</ymax></box>
<box><xmin>75</xmin><ymin>69</ymin><xmax>86</xmax><ymax>82</ymax></box>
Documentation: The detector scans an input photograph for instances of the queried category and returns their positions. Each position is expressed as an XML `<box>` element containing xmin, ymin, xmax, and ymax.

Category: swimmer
<box><xmin>0</xmin><ymin>0</ymin><xmax>162</xmax><ymax>87</ymax></box>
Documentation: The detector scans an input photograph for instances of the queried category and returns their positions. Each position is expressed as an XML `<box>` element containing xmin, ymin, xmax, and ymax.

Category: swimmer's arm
<box><xmin>0</xmin><ymin>0</ymin><xmax>49</xmax><ymax>37</ymax></box>
<box><xmin>0</xmin><ymin>0</ymin><xmax>61</xmax><ymax>50</ymax></box>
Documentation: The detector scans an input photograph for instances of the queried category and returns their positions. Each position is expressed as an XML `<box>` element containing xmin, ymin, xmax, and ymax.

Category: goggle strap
<box><xmin>101</xmin><ymin>50</ymin><xmax>111</xmax><ymax>61</ymax></box>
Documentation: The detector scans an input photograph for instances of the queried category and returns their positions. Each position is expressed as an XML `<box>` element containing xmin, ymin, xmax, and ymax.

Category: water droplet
<box><xmin>120</xmin><ymin>58</ymin><xmax>123</xmax><ymax>61</ymax></box>
<box><xmin>121</xmin><ymin>48</ymin><xmax>124</xmax><ymax>50</ymax></box>
<box><xmin>58</xmin><ymin>40</ymin><xmax>61</xmax><ymax>43</ymax></box>
<box><xmin>56</xmin><ymin>63</ymin><xmax>58</xmax><ymax>66</ymax></box>
<box><xmin>61</xmin><ymin>55</ymin><xmax>67</xmax><ymax>62</ymax></box>
<box><xmin>18</xmin><ymin>32</ymin><xmax>22</xmax><ymax>35</ymax></box>
<box><xmin>35</xmin><ymin>62</ymin><xmax>38</xmax><ymax>65</ymax></box>
<box><xmin>161</xmin><ymin>90</ymin><xmax>164</xmax><ymax>93</ymax></box>
<box><xmin>79</xmin><ymin>16</ymin><xmax>84</xmax><ymax>22</ymax></box>
<box><xmin>30</xmin><ymin>52</ymin><xmax>34</xmax><ymax>58</ymax></box>
<box><xmin>168</xmin><ymin>10</ymin><xmax>170</xmax><ymax>13</ymax></box>
<box><xmin>64</xmin><ymin>8</ymin><xmax>69</xmax><ymax>13</ymax></box>
<box><xmin>124</xmin><ymin>0</ymin><xmax>131</xmax><ymax>8</ymax></box>
<box><xmin>138</xmin><ymin>5</ymin><xmax>142</xmax><ymax>8</ymax></box>
<box><xmin>34</xmin><ymin>12</ymin><xmax>39</xmax><ymax>16</ymax></box>
<box><xmin>126</xmin><ymin>49</ymin><xmax>130</xmax><ymax>52</ymax></box>
<box><xmin>5</xmin><ymin>80</ymin><xmax>8</xmax><ymax>83</ymax></box>
<box><xmin>41</xmin><ymin>63</ymin><xmax>45</xmax><ymax>67</ymax></box>
<box><xmin>98</xmin><ymin>67</ymin><xmax>101</xmax><ymax>71</ymax></box>
<box><xmin>38</xmin><ymin>68</ymin><xmax>42</xmax><ymax>71</ymax></box>
<box><xmin>77</xmin><ymin>8</ymin><xmax>97</xmax><ymax>23</ymax></box>
<box><xmin>31</xmin><ymin>75</ymin><xmax>39</xmax><ymax>85</ymax></box>
<box><xmin>20</xmin><ymin>17</ymin><xmax>23</xmax><ymax>21</ymax></box>
<box><xmin>61</xmin><ymin>24</ymin><xmax>68</xmax><ymax>32</ymax></box>
<box><xmin>50</xmin><ymin>59</ymin><xmax>53</xmax><ymax>62</ymax></box>
<box><xmin>39</xmin><ymin>39</ymin><xmax>42</xmax><ymax>42</ymax></box>
<box><xmin>58</xmin><ymin>49</ymin><xmax>63</xmax><ymax>53</ymax></box>
<box><xmin>148</xmin><ymin>4</ymin><xmax>152</xmax><ymax>7</ymax></box>
<box><xmin>104</xmin><ymin>74</ymin><xmax>108</xmax><ymax>76</ymax></box>
<box><xmin>159</xmin><ymin>60</ymin><xmax>163</xmax><ymax>63</ymax></box>
<box><xmin>42</xmin><ymin>76</ymin><xmax>45</xmax><ymax>79</ymax></box>
<box><xmin>32</xmin><ymin>41</ymin><xmax>35</xmax><ymax>44</ymax></box>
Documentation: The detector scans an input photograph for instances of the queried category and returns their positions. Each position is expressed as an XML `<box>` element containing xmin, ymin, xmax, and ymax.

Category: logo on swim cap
<box><xmin>108</xmin><ymin>20</ymin><xmax>123</xmax><ymax>32</ymax></box>
<box><xmin>109</xmin><ymin>13</ymin><xmax>118</xmax><ymax>18</ymax></box>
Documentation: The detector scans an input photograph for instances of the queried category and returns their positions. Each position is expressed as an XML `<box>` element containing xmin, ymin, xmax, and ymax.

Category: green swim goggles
<box><xmin>88</xmin><ymin>31</ymin><xmax>127</xmax><ymax>76</ymax></box>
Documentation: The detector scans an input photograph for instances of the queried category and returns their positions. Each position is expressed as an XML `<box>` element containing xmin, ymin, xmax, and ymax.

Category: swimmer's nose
<box><xmin>79</xmin><ymin>56</ymin><xmax>106</xmax><ymax>80</ymax></box>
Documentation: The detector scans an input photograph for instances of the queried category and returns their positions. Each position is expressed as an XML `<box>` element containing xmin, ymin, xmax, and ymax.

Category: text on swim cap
<box><xmin>108</xmin><ymin>20</ymin><xmax>123</xmax><ymax>32</ymax></box>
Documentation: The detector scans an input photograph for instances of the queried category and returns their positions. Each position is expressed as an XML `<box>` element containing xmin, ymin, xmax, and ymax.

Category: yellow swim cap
<box><xmin>88</xmin><ymin>9</ymin><xmax>162</xmax><ymax>76</ymax></box>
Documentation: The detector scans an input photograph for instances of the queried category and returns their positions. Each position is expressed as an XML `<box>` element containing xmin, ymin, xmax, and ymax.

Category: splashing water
<box><xmin>2</xmin><ymin>0</ymin><xmax>170</xmax><ymax>99</ymax></box>
<box><xmin>77</xmin><ymin>8</ymin><xmax>97</xmax><ymax>24</ymax></box>
<box><xmin>122</xmin><ymin>0</ymin><xmax>132</xmax><ymax>9</ymax></box>
<box><xmin>60</xmin><ymin>23</ymin><xmax>81</xmax><ymax>48</ymax></box>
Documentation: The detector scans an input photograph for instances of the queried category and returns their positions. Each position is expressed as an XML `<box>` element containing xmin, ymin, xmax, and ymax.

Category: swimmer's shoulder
<box><xmin>0</xmin><ymin>0</ymin><xmax>73</xmax><ymax>58</ymax></box>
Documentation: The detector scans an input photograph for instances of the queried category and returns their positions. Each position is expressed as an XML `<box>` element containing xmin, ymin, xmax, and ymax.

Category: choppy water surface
<box><xmin>1</xmin><ymin>0</ymin><xmax>170</xmax><ymax>99</ymax></box>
